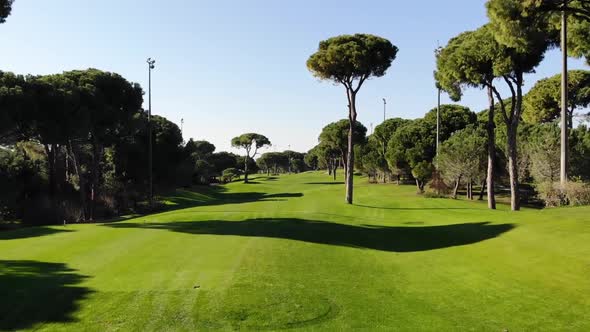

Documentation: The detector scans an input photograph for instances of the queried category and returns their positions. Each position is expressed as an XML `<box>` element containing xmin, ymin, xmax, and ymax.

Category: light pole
<box><xmin>147</xmin><ymin>57</ymin><xmax>155</xmax><ymax>206</ymax></box>
<box><xmin>434</xmin><ymin>45</ymin><xmax>442</xmax><ymax>161</ymax></box>
<box><xmin>382</xmin><ymin>98</ymin><xmax>386</xmax><ymax>122</ymax></box>
<box><xmin>437</xmin><ymin>86</ymin><xmax>441</xmax><ymax>159</ymax></box>
<box><xmin>180</xmin><ymin>118</ymin><xmax>184</xmax><ymax>143</ymax></box>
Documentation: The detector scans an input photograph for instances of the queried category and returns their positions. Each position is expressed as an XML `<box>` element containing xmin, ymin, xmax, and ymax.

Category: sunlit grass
<box><xmin>1</xmin><ymin>172</ymin><xmax>589</xmax><ymax>331</ymax></box>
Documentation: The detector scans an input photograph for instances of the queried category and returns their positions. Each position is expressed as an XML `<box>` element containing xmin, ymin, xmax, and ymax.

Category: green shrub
<box><xmin>535</xmin><ymin>180</ymin><xmax>590</xmax><ymax>207</ymax></box>
<box><xmin>564</xmin><ymin>180</ymin><xmax>590</xmax><ymax>206</ymax></box>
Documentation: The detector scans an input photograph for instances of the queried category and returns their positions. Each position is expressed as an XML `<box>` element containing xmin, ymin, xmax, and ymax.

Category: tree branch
<box><xmin>353</xmin><ymin>75</ymin><xmax>368</xmax><ymax>94</ymax></box>
<box><xmin>252</xmin><ymin>146</ymin><xmax>260</xmax><ymax>158</ymax></box>
<box><xmin>492</xmin><ymin>85</ymin><xmax>509</xmax><ymax>124</ymax></box>
<box><xmin>503</xmin><ymin>76</ymin><xmax>517</xmax><ymax>124</ymax></box>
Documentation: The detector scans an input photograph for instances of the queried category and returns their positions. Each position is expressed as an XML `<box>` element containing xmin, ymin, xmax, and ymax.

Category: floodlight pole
<box><xmin>434</xmin><ymin>45</ymin><xmax>442</xmax><ymax>162</ymax></box>
<box><xmin>382</xmin><ymin>98</ymin><xmax>386</xmax><ymax>122</ymax></box>
<box><xmin>147</xmin><ymin>58</ymin><xmax>156</xmax><ymax>206</ymax></box>
<box><xmin>437</xmin><ymin>87</ymin><xmax>441</xmax><ymax>159</ymax></box>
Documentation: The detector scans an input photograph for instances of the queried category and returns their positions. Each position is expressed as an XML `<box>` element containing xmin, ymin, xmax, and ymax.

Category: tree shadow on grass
<box><xmin>354</xmin><ymin>204</ymin><xmax>478</xmax><ymax>211</ymax></box>
<box><xmin>105</xmin><ymin>218</ymin><xmax>514</xmax><ymax>252</ymax></box>
<box><xmin>0</xmin><ymin>260</ymin><xmax>92</xmax><ymax>331</ymax></box>
<box><xmin>162</xmin><ymin>190</ymin><xmax>304</xmax><ymax>210</ymax></box>
<box><xmin>304</xmin><ymin>182</ymin><xmax>344</xmax><ymax>185</ymax></box>
<box><xmin>0</xmin><ymin>226</ymin><xmax>73</xmax><ymax>240</ymax></box>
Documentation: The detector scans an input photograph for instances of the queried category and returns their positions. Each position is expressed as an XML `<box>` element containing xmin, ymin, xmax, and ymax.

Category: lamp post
<box><xmin>147</xmin><ymin>57</ymin><xmax>155</xmax><ymax>206</ymax></box>
<box><xmin>437</xmin><ymin>86</ymin><xmax>441</xmax><ymax>159</ymax></box>
<box><xmin>382</xmin><ymin>98</ymin><xmax>386</xmax><ymax>122</ymax></box>
<box><xmin>434</xmin><ymin>46</ymin><xmax>442</xmax><ymax>161</ymax></box>
<box><xmin>180</xmin><ymin>118</ymin><xmax>184</xmax><ymax>143</ymax></box>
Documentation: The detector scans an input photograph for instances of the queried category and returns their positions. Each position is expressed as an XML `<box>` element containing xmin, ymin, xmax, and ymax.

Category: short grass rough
<box><xmin>1</xmin><ymin>172</ymin><xmax>590</xmax><ymax>331</ymax></box>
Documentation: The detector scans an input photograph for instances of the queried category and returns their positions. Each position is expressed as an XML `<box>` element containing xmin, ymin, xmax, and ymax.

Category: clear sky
<box><xmin>2</xmin><ymin>1</ymin><xmax>587</xmax><ymax>154</ymax></box>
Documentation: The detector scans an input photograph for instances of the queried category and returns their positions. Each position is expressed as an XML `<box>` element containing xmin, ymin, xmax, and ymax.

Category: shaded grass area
<box><xmin>106</xmin><ymin>219</ymin><xmax>514</xmax><ymax>252</ymax></box>
<box><xmin>0</xmin><ymin>261</ymin><xmax>92</xmax><ymax>331</ymax></box>
<box><xmin>0</xmin><ymin>226</ymin><xmax>73</xmax><ymax>240</ymax></box>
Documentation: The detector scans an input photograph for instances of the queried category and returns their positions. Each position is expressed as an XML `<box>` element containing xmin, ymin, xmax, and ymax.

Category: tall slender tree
<box><xmin>486</xmin><ymin>0</ymin><xmax>590</xmax><ymax>189</ymax></box>
<box><xmin>231</xmin><ymin>133</ymin><xmax>270</xmax><ymax>183</ymax></box>
<box><xmin>307</xmin><ymin>34</ymin><xmax>398</xmax><ymax>204</ymax></box>
<box><xmin>436</xmin><ymin>26</ymin><xmax>504</xmax><ymax>209</ymax></box>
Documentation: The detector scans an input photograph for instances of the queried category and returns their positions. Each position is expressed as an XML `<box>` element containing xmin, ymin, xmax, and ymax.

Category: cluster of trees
<box><xmin>432</xmin><ymin>0</ymin><xmax>590</xmax><ymax>210</ymax></box>
<box><xmin>350</xmin><ymin>105</ymin><xmax>477</xmax><ymax>193</ymax></box>
<box><xmin>257</xmin><ymin>150</ymin><xmax>307</xmax><ymax>175</ymax></box>
<box><xmin>307</xmin><ymin>119</ymin><xmax>367</xmax><ymax>181</ymax></box>
<box><xmin>311</xmin><ymin>99</ymin><xmax>590</xmax><ymax>208</ymax></box>
<box><xmin>1</xmin><ymin>69</ymin><xmax>151</xmax><ymax>223</ymax></box>
<box><xmin>0</xmin><ymin>68</ymin><xmax>273</xmax><ymax>224</ymax></box>
<box><xmin>183</xmin><ymin>138</ymin><xmax>255</xmax><ymax>185</ymax></box>
<box><xmin>305</xmin><ymin>1</ymin><xmax>590</xmax><ymax>210</ymax></box>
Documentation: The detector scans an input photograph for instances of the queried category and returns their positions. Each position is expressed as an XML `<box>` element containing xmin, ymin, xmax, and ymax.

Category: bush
<box><xmin>221</xmin><ymin>168</ymin><xmax>240</xmax><ymax>183</ymax></box>
<box><xmin>564</xmin><ymin>180</ymin><xmax>590</xmax><ymax>206</ymax></box>
<box><xmin>535</xmin><ymin>180</ymin><xmax>590</xmax><ymax>207</ymax></box>
<box><xmin>428</xmin><ymin>170</ymin><xmax>451</xmax><ymax>195</ymax></box>
<box><xmin>535</xmin><ymin>182</ymin><xmax>566</xmax><ymax>207</ymax></box>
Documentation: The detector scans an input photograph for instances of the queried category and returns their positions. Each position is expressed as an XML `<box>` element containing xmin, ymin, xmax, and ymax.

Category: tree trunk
<box><xmin>345</xmin><ymin>91</ymin><xmax>357</xmax><ymax>204</ymax></box>
<box><xmin>44</xmin><ymin>143</ymin><xmax>59</xmax><ymax>222</ymax></box>
<box><xmin>342</xmin><ymin>155</ymin><xmax>348</xmax><ymax>186</ymax></box>
<box><xmin>452</xmin><ymin>175</ymin><xmax>461</xmax><ymax>199</ymax></box>
<box><xmin>90</xmin><ymin>134</ymin><xmax>102</xmax><ymax>221</ymax></box>
<box><xmin>486</xmin><ymin>85</ymin><xmax>497</xmax><ymax>209</ymax></box>
<box><xmin>507</xmin><ymin>124</ymin><xmax>520</xmax><ymax>211</ymax></box>
<box><xmin>397</xmin><ymin>175</ymin><xmax>400</xmax><ymax>185</ymax></box>
<box><xmin>333</xmin><ymin>161</ymin><xmax>337</xmax><ymax>181</ymax></box>
<box><xmin>68</xmin><ymin>140</ymin><xmax>87</xmax><ymax>221</ymax></box>
<box><xmin>478</xmin><ymin>179</ymin><xmax>486</xmax><ymax>201</ymax></box>
<box><xmin>507</xmin><ymin>74</ymin><xmax>524</xmax><ymax>211</ymax></box>
<box><xmin>415</xmin><ymin>178</ymin><xmax>422</xmax><ymax>194</ymax></box>
<box><xmin>244</xmin><ymin>156</ymin><xmax>249</xmax><ymax>183</ymax></box>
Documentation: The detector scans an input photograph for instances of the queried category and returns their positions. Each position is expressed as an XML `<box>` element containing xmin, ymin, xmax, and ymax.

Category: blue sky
<box><xmin>1</xmin><ymin>0</ymin><xmax>587</xmax><ymax>153</ymax></box>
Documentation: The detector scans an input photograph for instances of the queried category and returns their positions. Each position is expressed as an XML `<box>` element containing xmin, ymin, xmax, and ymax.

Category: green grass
<box><xmin>1</xmin><ymin>172</ymin><xmax>590</xmax><ymax>331</ymax></box>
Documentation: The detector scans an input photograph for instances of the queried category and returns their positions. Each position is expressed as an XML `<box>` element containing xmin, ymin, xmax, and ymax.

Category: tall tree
<box><xmin>477</xmin><ymin>9</ymin><xmax>551</xmax><ymax>210</ymax></box>
<box><xmin>436</xmin><ymin>26</ymin><xmax>505</xmax><ymax>209</ymax></box>
<box><xmin>61</xmin><ymin>69</ymin><xmax>143</xmax><ymax>220</ymax></box>
<box><xmin>231</xmin><ymin>133</ymin><xmax>270</xmax><ymax>183</ymax></box>
<box><xmin>487</xmin><ymin>0</ymin><xmax>590</xmax><ymax>190</ymax></box>
<box><xmin>0</xmin><ymin>0</ymin><xmax>13</xmax><ymax>23</ymax></box>
<box><xmin>307</xmin><ymin>34</ymin><xmax>398</xmax><ymax>204</ymax></box>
